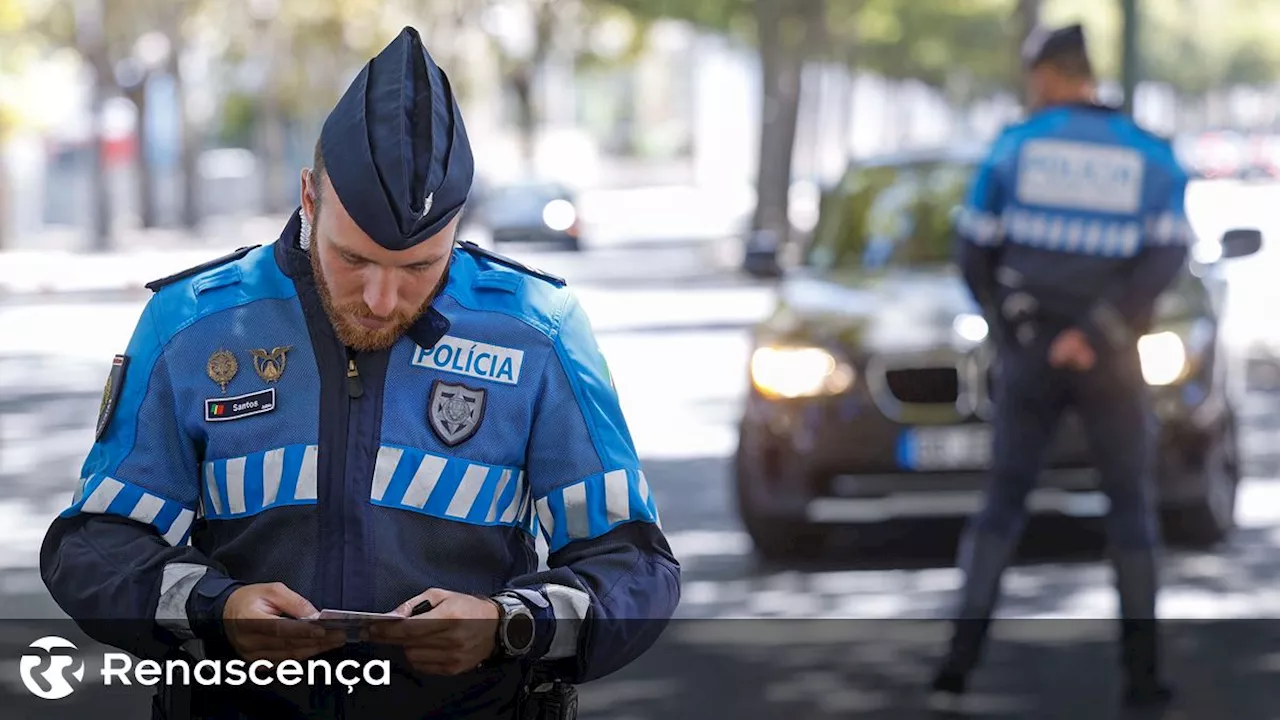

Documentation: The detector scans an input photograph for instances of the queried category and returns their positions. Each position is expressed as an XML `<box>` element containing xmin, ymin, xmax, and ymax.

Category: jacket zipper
<box><xmin>338</xmin><ymin>347</ymin><xmax>361</xmax><ymax>611</ymax></box>
<box><xmin>346</xmin><ymin>351</ymin><xmax>363</xmax><ymax>398</ymax></box>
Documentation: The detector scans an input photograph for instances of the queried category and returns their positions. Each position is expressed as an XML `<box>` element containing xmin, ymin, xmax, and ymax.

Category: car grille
<box><xmin>884</xmin><ymin>367</ymin><xmax>960</xmax><ymax>405</ymax></box>
<box><xmin>985</xmin><ymin>364</ymin><xmax>1000</xmax><ymax>402</ymax></box>
<box><xmin>492</xmin><ymin>228</ymin><xmax>543</xmax><ymax>243</ymax></box>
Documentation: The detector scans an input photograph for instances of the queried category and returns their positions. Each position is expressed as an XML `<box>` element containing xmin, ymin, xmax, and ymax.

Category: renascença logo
<box><xmin>20</xmin><ymin>636</ymin><xmax>86</xmax><ymax>700</ymax></box>
<box><xmin>17</xmin><ymin>635</ymin><xmax>391</xmax><ymax>699</ymax></box>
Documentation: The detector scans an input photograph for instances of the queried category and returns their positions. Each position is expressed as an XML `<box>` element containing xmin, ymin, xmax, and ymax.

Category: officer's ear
<box><xmin>299</xmin><ymin>169</ymin><xmax>318</xmax><ymax>249</ymax></box>
<box><xmin>301</xmin><ymin>169</ymin><xmax>323</xmax><ymax>246</ymax></box>
<box><xmin>301</xmin><ymin>168</ymin><xmax>317</xmax><ymax>218</ymax></box>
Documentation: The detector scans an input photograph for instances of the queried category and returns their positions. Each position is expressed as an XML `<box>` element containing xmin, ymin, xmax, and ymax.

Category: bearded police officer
<box><xmin>41</xmin><ymin>26</ymin><xmax>680</xmax><ymax>719</ymax></box>
<box><xmin>930</xmin><ymin>24</ymin><xmax>1184</xmax><ymax>708</ymax></box>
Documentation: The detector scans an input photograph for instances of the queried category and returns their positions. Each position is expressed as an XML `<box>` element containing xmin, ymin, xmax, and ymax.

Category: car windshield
<box><xmin>805</xmin><ymin>160</ymin><xmax>974</xmax><ymax>272</ymax></box>
<box><xmin>477</xmin><ymin>182</ymin><xmax>571</xmax><ymax>224</ymax></box>
<box><xmin>484</xmin><ymin>183</ymin><xmax>568</xmax><ymax>206</ymax></box>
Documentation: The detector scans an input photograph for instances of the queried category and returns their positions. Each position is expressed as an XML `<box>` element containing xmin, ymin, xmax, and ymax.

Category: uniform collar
<box><xmin>1069</xmin><ymin>100</ymin><xmax>1120</xmax><ymax>112</ymax></box>
<box><xmin>1033</xmin><ymin>100</ymin><xmax>1120</xmax><ymax>116</ymax></box>
<box><xmin>406</xmin><ymin>271</ymin><xmax>452</xmax><ymax>349</ymax></box>
<box><xmin>273</xmin><ymin>207</ymin><xmax>452</xmax><ymax>351</ymax></box>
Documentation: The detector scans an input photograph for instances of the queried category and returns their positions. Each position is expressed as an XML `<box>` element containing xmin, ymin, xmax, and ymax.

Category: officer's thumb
<box><xmin>264</xmin><ymin>582</ymin><xmax>319</xmax><ymax>619</ymax></box>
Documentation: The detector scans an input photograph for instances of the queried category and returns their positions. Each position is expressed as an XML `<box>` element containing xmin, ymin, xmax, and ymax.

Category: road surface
<box><xmin>3</xmin><ymin>190</ymin><xmax>1280</xmax><ymax>717</ymax></box>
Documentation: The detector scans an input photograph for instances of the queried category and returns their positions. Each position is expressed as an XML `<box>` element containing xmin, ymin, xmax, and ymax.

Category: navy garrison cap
<box><xmin>319</xmin><ymin>26</ymin><xmax>473</xmax><ymax>251</ymax></box>
<box><xmin>1022</xmin><ymin>23</ymin><xmax>1089</xmax><ymax>69</ymax></box>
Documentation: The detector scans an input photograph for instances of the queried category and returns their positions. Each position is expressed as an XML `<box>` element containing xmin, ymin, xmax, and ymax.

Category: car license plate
<box><xmin>898</xmin><ymin>426</ymin><xmax>993</xmax><ymax>471</ymax></box>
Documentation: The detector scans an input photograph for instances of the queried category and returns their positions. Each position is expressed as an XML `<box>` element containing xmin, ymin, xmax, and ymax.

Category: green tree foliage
<box><xmin>599</xmin><ymin>0</ymin><xmax>750</xmax><ymax>38</ymax></box>
<box><xmin>850</xmin><ymin>0</ymin><xmax>1019</xmax><ymax>98</ymax></box>
<box><xmin>1041</xmin><ymin>0</ymin><xmax>1280</xmax><ymax>93</ymax></box>
<box><xmin>610</xmin><ymin>0</ymin><xmax>1280</xmax><ymax>99</ymax></box>
<box><xmin>0</xmin><ymin>0</ymin><xmax>37</xmax><ymax>131</ymax></box>
<box><xmin>0</xmin><ymin>0</ymin><xmax>38</xmax><ymax>248</ymax></box>
<box><xmin>602</xmin><ymin>0</ymin><xmax>1019</xmax><ymax>95</ymax></box>
<box><xmin>206</xmin><ymin>0</ymin><xmax>395</xmax><ymax>124</ymax></box>
<box><xmin>478</xmin><ymin>0</ymin><xmax>656</xmax><ymax>170</ymax></box>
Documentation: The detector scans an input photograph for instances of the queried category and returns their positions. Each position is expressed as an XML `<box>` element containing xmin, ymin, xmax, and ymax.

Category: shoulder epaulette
<box><xmin>1133</xmin><ymin>122</ymin><xmax>1174</xmax><ymax>146</ymax></box>
<box><xmin>457</xmin><ymin>241</ymin><xmax>566</xmax><ymax>287</ymax></box>
<box><xmin>145</xmin><ymin>245</ymin><xmax>260</xmax><ymax>292</ymax></box>
<box><xmin>998</xmin><ymin>114</ymin><xmax>1032</xmax><ymax>134</ymax></box>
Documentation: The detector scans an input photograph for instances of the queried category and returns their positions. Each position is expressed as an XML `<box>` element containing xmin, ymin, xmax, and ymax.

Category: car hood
<box><xmin>1217</xmin><ymin>253</ymin><xmax>1280</xmax><ymax>358</ymax></box>
<box><xmin>758</xmin><ymin>267</ymin><xmax>983</xmax><ymax>355</ymax></box>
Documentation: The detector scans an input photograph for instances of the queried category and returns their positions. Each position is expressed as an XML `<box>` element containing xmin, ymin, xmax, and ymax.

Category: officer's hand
<box><xmin>367</xmin><ymin>588</ymin><xmax>499</xmax><ymax>676</ymax></box>
<box><xmin>1049</xmin><ymin>329</ymin><xmax>1096</xmax><ymax>371</ymax></box>
<box><xmin>222</xmin><ymin>583</ymin><xmax>346</xmax><ymax>663</ymax></box>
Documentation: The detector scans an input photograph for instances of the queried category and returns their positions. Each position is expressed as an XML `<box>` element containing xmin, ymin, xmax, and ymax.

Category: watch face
<box><xmin>506</xmin><ymin>612</ymin><xmax>535</xmax><ymax>652</ymax></box>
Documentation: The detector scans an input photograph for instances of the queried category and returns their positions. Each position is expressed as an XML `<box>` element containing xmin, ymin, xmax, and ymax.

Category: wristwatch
<box><xmin>490</xmin><ymin>593</ymin><xmax>535</xmax><ymax>659</ymax></box>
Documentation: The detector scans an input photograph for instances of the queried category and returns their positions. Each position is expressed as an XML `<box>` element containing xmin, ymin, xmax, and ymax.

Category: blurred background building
<box><xmin>6</xmin><ymin>3</ymin><xmax>1280</xmax><ymax>715</ymax></box>
<box><xmin>3</xmin><ymin>0</ymin><xmax>1280</xmax><ymax>255</ymax></box>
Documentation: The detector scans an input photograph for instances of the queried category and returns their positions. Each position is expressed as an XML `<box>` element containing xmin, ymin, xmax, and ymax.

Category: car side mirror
<box><xmin>1220</xmin><ymin>228</ymin><xmax>1262</xmax><ymax>259</ymax></box>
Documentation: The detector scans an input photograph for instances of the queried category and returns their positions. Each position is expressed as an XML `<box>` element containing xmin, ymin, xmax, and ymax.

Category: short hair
<box><xmin>311</xmin><ymin>138</ymin><xmax>327</xmax><ymax>206</ymax></box>
<box><xmin>1037</xmin><ymin>48</ymin><xmax>1094</xmax><ymax>80</ymax></box>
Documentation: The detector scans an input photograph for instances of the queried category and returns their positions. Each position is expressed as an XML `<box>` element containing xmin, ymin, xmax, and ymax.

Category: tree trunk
<box><xmin>168</xmin><ymin>36</ymin><xmax>200</xmax><ymax>231</ymax></box>
<box><xmin>879</xmin><ymin>81</ymin><xmax>898</xmax><ymax>150</ymax></box>
<box><xmin>506</xmin><ymin>0</ymin><xmax>557</xmax><ymax>177</ymax></box>
<box><xmin>835</xmin><ymin>59</ymin><xmax>855</xmax><ymax>162</ymax></box>
<box><xmin>1120</xmin><ymin>0</ymin><xmax>1139</xmax><ymax>117</ymax></box>
<box><xmin>88</xmin><ymin>58</ymin><xmax>113</xmax><ymax>251</ymax></box>
<box><xmin>74</xmin><ymin>0</ymin><xmax>114</xmax><ymax>252</ymax></box>
<box><xmin>510</xmin><ymin>68</ymin><xmax>537</xmax><ymax>173</ymax></box>
<box><xmin>259</xmin><ymin>40</ymin><xmax>287</xmax><ymax>213</ymax></box>
<box><xmin>1014</xmin><ymin>0</ymin><xmax>1041</xmax><ymax>108</ymax></box>
<box><xmin>259</xmin><ymin>22</ymin><xmax>292</xmax><ymax>215</ymax></box>
<box><xmin>750</xmin><ymin>0</ymin><xmax>824</xmax><ymax>250</ymax></box>
<box><xmin>127</xmin><ymin>79</ymin><xmax>159</xmax><ymax>228</ymax></box>
<box><xmin>260</xmin><ymin>94</ymin><xmax>289</xmax><ymax>214</ymax></box>
<box><xmin>0</xmin><ymin>131</ymin><xmax>9</xmax><ymax>250</ymax></box>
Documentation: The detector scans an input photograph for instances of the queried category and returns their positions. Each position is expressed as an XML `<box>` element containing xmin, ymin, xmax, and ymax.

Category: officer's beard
<box><xmin>306</xmin><ymin>218</ymin><xmax>441</xmax><ymax>352</ymax></box>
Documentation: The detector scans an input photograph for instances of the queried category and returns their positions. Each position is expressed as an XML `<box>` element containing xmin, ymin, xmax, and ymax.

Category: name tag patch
<box><xmin>1016</xmin><ymin>139</ymin><xmax>1145</xmax><ymax>214</ymax></box>
<box><xmin>205</xmin><ymin>388</ymin><xmax>276</xmax><ymax>422</ymax></box>
<box><xmin>411</xmin><ymin>335</ymin><xmax>525</xmax><ymax>385</ymax></box>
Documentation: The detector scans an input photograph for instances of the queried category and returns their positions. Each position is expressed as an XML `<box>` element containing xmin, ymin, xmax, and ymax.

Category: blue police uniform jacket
<box><xmin>40</xmin><ymin>211</ymin><xmax>681</xmax><ymax>717</ymax></box>
<box><xmin>954</xmin><ymin>103</ymin><xmax>1192</xmax><ymax>350</ymax></box>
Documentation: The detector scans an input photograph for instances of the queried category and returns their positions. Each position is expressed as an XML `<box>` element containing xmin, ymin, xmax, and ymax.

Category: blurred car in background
<box><xmin>463</xmin><ymin>179</ymin><xmax>584</xmax><ymax>252</ymax></box>
<box><xmin>734</xmin><ymin>147</ymin><xmax>1263</xmax><ymax>561</ymax></box>
<box><xmin>1177</xmin><ymin>130</ymin><xmax>1280</xmax><ymax>180</ymax></box>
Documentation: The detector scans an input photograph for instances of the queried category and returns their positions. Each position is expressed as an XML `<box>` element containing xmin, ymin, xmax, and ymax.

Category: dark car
<box><xmin>465</xmin><ymin>179</ymin><xmax>584</xmax><ymax>251</ymax></box>
<box><xmin>734</xmin><ymin>147</ymin><xmax>1263</xmax><ymax>560</ymax></box>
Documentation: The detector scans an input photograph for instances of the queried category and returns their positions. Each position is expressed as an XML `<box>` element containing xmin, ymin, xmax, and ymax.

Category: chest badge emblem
<box><xmin>429</xmin><ymin>380</ymin><xmax>486</xmax><ymax>447</ymax></box>
<box><xmin>250</xmin><ymin>346</ymin><xmax>292</xmax><ymax>383</ymax></box>
<box><xmin>207</xmin><ymin>349</ymin><xmax>238</xmax><ymax>392</ymax></box>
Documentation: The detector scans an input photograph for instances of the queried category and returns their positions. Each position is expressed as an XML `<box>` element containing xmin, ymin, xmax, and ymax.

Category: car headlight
<box><xmin>1137</xmin><ymin>331</ymin><xmax>1188</xmax><ymax>386</ymax></box>
<box><xmin>953</xmin><ymin>313</ymin><xmax>989</xmax><ymax>344</ymax></box>
<box><xmin>542</xmin><ymin>199</ymin><xmax>577</xmax><ymax>231</ymax></box>
<box><xmin>749</xmin><ymin>346</ymin><xmax>855</xmax><ymax>399</ymax></box>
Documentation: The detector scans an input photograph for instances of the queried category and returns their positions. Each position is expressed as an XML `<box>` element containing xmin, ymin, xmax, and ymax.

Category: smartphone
<box><xmin>309</xmin><ymin>609</ymin><xmax>405</xmax><ymax>630</ymax></box>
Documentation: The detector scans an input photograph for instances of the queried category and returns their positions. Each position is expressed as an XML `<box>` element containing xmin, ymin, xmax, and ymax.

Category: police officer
<box><xmin>41</xmin><ymin>27</ymin><xmax>680</xmax><ymax>719</ymax></box>
<box><xmin>930</xmin><ymin>24</ymin><xmax>1185</xmax><ymax>708</ymax></box>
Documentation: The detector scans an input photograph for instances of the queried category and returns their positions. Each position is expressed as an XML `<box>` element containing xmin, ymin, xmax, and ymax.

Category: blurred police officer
<box><xmin>931</xmin><ymin>24</ymin><xmax>1187</xmax><ymax>708</ymax></box>
<box><xmin>41</xmin><ymin>26</ymin><xmax>680</xmax><ymax>719</ymax></box>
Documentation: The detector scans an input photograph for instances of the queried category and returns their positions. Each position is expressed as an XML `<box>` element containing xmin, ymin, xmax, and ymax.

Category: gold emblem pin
<box><xmin>99</xmin><ymin>375</ymin><xmax>112</xmax><ymax>417</ymax></box>
<box><xmin>207</xmin><ymin>349</ymin><xmax>238</xmax><ymax>392</ymax></box>
<box><xmin>250</xmin><ymin>346</ymin><xmax>292</xmax><ymax>383</ymax></box>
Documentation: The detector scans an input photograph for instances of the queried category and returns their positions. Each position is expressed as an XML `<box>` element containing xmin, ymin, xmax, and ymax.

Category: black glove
<box><xmin>1000</xmin><ymin>291</ymin><xmax>1039</xmax><ymax>349</ymax></box>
